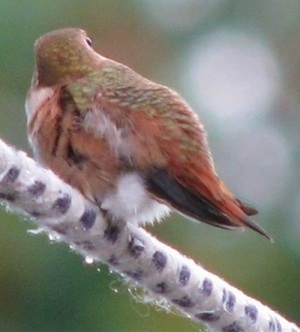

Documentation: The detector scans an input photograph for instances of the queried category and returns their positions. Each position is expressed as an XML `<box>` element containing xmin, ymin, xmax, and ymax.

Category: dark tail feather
<box><xmin>146</xmin><ymin>167</ymin><xmax>272</xmax><ymax>241</ymax></box>
<box><xmin>237</xmin><ymin>199</ymin><xmax>273</xmax><ymax>241</ymax></box>
<box><xmin>241</xmin><ymin>214</ymin><xmax>273</xmax><ymax>241</ymax></box>
<box><xmin>237</xmin><ymin>199</ymin><xmax>258</xmax><ymax>216</ymax></box>
<box><xmin>146</xmin><ymin>167</ymin><xmax>239</xmax><ymax>229</ymax></box>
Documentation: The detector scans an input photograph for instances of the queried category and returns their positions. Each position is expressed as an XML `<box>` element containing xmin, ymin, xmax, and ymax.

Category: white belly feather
<box><xmin>101</xmin><ymin>172</ymin><xmax>170</xmax><ymax>225</ymax></box>
<box><xmin>83</xmin><ymin>109</ymin><xmax>170</xmax><ymax>225</ymax></box>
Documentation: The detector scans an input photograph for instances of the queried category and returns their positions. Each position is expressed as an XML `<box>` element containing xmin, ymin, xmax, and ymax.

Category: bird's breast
<box><xmin>26</xmin><ymin>86</ymin><xmax>55</xmax><ymax>127</ymax></box>
<box><xmin>26</xmin><ymin>87</ymin><xmax>122</xmax><ymax>202</ymax></box>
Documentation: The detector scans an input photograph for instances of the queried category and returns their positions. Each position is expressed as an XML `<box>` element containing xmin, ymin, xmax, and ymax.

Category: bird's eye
<box><xmin>85</xmin><ymin>37</ymin><xmax>92</xmax><ymax>47</ymax></box>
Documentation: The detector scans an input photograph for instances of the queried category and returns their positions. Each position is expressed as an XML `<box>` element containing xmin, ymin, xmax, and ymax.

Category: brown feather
<box><xmin>28</xmin><ymin>87</ymin><xmax>122</xmax><ymax>201</ymax></box>
<box><xmin>27</xmin><ymin>28</ymin><xmax>271</xmax><ymax>240</ymax></box>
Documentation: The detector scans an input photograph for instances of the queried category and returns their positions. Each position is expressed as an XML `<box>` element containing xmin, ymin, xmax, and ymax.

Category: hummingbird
<box><xmin>26</xmin><ymin>28</ymin><xmax>270</xmax><ymax>239</ymax></box>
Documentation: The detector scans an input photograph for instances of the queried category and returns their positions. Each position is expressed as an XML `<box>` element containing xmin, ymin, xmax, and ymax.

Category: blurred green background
<box><xmin>0</xmin><ymin>1</ymin><xmax>300</xmax><ymax>331</ymax></box>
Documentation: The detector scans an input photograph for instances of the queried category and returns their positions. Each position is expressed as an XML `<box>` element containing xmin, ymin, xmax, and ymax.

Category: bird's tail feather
<box><xmin>146</xmin><ymin>167</ymin><xmax>272</xmax><ymax>240</ymax></box>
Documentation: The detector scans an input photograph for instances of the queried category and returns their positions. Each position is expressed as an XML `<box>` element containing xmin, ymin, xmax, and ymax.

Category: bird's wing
<box><xmin>66</xmin><ymin>66</ymin><xmax>270</xmax><ymax>238</ymax></box>
<box><xmin>146</xmin><ymin>166</ymin><xmax>239</xmax><ymax>229</ymax></box>
<box><xmin>146</xmin><ymin>165</ymin><xmax>271</xmax><ymax>240</ymax></box>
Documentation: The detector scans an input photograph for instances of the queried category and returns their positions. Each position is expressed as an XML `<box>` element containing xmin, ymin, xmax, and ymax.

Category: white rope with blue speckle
<box><xmin>0</xmin><ymin>139</ymin><xmax>298</xmax><ymax>332</ymax></box>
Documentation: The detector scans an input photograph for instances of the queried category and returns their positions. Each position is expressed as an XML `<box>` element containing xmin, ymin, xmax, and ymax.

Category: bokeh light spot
<box><xmin>183</xmin><ymin>30</ymin><xmax>281</xmax><ymax>127</ymax></box>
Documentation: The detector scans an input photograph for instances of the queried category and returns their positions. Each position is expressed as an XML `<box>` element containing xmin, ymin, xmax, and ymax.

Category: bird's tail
<box><xmin>146</xmin><ymin>166</ymin><xmax>272</xmax><ymax>240</ymax></box>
